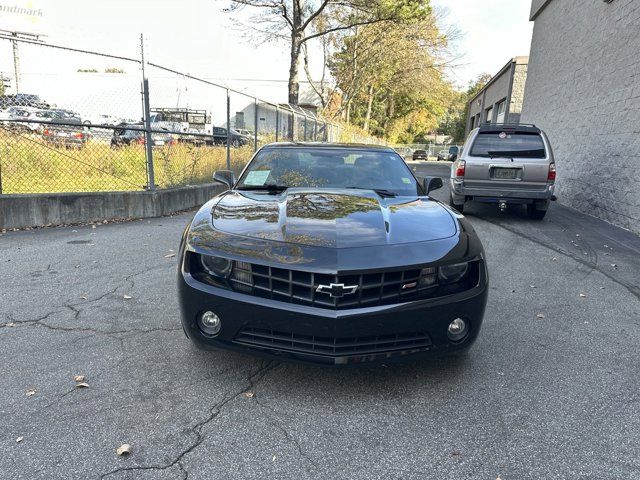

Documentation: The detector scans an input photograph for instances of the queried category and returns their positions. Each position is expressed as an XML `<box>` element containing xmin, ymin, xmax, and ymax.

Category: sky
<box><xmin>0</xmin><ymin>0</ymin><xmax>534</xmax><ymax>102</ymax></box>
<box><xmin>432</xmin><ymin>0</ymin><xmax>534</xmax><ymax>88</ymax></box>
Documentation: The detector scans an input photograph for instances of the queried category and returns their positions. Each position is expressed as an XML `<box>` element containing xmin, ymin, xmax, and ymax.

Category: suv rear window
<box><xmin>471</xmin><ymin>132</ymin><xmax>546</xmax><ymax>158</ymax></box>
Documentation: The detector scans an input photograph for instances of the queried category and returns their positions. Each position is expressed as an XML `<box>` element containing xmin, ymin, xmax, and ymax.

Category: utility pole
<box><xmin>11</xmin><ymin>33</ymin><xmax>20</xmax><ymax>93</ymax></box>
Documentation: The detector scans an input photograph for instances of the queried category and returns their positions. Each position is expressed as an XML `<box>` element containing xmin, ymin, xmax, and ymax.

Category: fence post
<box><xmin>275</xmin><ymin>105</ymin><xmax>279</xmax><ymax>142</ymax></box>
<box><xmin>226</xmin><ymin>89</ymin><xmax>231</xmax><ymax>170</ymax></box>
<box><xmin>142</xmin><ymin>78</ymin><xmax>155</xmax><ymax>190</ymax></box>
<box><xmin>140</xmin><ymin>34</ymin><xmax>155</xmax><ymax>191</ymax></box>
<box><xmin>253</xmin><ymin>97</ymin><xmax>258</xmax><ymax>152</ymax></box>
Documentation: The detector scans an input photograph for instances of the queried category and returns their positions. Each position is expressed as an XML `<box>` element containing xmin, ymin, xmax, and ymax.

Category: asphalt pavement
<box><xmin>1</xmin><ymin>162</ymin><xmax>639</xmax><ymax>479</ymax></box>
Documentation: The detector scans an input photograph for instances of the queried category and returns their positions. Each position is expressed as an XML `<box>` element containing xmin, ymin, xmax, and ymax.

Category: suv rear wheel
<box><xmin>449</xmin><ymin>194</ymin><xmax>464</xmax><ymax>213</ymax></box>
<box><xmin>527</xmin><ymin>203</ymin><xmax>547</xmax><ymax>220</ymax></box>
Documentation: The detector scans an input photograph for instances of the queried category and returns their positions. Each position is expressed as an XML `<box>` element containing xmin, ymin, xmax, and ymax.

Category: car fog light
<box><xmin>447</xmin><ymin>317</ymin><xmax>468</xmax><ymax>342</ymax></box>
<box><xmin>198</xmin><ymin>311</ymin><xmax>221</xmax><ymax>336</ymax></box>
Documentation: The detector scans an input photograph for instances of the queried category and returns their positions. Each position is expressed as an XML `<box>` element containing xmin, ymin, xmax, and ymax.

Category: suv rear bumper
<box><xmin>451</xmin><ymin>179</ymin><xmax>554</xmax><ymax>203</ymax></box>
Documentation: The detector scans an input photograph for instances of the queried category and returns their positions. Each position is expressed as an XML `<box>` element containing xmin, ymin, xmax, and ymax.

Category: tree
<box><xmin>328</xmin><ymin>14</ymin><xmax>453</xmax><ymax>142</ymax></box>
<box><xmin>439</xmin><ymin>73</ymin><xmax>491</xmax><ymax>142</ymax></box>
<box><xmin>225</xmin><ymin>0</ymin><xmax>432</xmax><ymax>105</ymax></box>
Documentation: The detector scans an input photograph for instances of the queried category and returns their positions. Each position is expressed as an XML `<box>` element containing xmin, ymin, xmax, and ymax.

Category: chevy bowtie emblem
<box><xmin>316</xmin><ymin>283</ymin><xmax>358</xmax><ymax>298</ymax></box>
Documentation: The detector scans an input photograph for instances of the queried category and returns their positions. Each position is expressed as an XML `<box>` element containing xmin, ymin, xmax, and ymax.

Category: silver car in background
<box><xmin>449</xmin><ymin>124</ymin><xmax>556</xmax><ymax>219</ymax></box>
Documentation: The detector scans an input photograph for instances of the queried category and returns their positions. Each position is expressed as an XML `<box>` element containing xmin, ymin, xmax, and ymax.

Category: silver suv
<box><xmin>449</xmin><ymin>124</ymin><xmax>556</xmax><ymax>219</ymax></box>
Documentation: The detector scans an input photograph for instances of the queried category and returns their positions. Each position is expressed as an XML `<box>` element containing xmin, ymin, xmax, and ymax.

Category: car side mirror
<box><xmin>213</xmin><ymin>170</ymin><xmax>236</xmax><ymax>189</ymax></box>
<box><xmin>423</xmin><ymin>176</ymin><xmax>443</xmax><ymax>195</ymax></box>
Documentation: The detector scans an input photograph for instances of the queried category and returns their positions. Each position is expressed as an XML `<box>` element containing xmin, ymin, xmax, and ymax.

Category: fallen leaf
<box><xmin>75</xmin><ymin>382</ymin><xmax>90</xmax><ymax>389</ymax></box>
<box><xmin>536</xmin><ymin>313</ymin><xmax>545</xmax><ymax>319</ymax></box>
<box><xmin>272</xmin><ymin>455</ymin><xmax>276</xmax><ymax>462</ymax></box>
<box><xmin>75</xmin><ymin>265</ymin><xmax>81</xmax><ymax>269</ymax></box>
<box><xmin>26</xmin><ymin>388</ymin><xmax>36</xmax><ymax>397</ymax></box>
<box><xmin>579</xmin><ymin>293</ymin><xmax>586</xmax><ymax>298</ymax></box>
<box><xmin>7</xmin><ymin>322</ymin><xmax>15</xmax><ymax>327</ymax></box>
<box><xmin>552</xmin><ymin>257</ymin><xmax>558</xmax><ymax>261</ymax></box>
<box><xmin>164</xmin><ymin>253</ymin><xmax>176</xmax><ymax>258</ymax></box>
<box><xmin>600</xmin><ymin>287</ymin><xmax>605</xmax><ymax>290</ymax></box>
<box><xmin>116</xmin><ymin>444</ymin><xmax>132</xmax><ymax>456</ymax></box>
<box><xmin>530</xmin><ymin>284</ymin><xmax>536</xmax><ymax>288</ymax></box>
<box><xmin>610</xmin><ymin>264</ymin><xmax>617</xmax><ymax>269</ymax></box>
<box><xmin>73</xmin><ymin>375</ymin><xmax>85</xmax><ymax>382</ymax></box>
<box><xmin>16</xmin><ymin>437</ymin><xmax>23</xmax><ymax>443</ymax></box>
<box><xmin>603</xmin><ymin>244</ymin><xmax>608</xmax><ymax>248</ymax></box>
<box><xmin>123</xmin><ymin>295</ymin><xmax>132</xmax><ymax>300</ymax></box>
<box><xmin>80</xmin><ymin>295</ymin><xmax>87</xmax><ymax>300</ymax></box>
<box><xmin>243</xmin><ymin>391</ymin><xmax>254</xmax><ymax>399</ymax></box>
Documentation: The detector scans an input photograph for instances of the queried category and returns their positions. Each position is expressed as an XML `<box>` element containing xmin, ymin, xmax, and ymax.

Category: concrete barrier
<box><xmin>0</xmin><ymin>184</ymin><xmax>225</xmax><ymax>230</ymax></box>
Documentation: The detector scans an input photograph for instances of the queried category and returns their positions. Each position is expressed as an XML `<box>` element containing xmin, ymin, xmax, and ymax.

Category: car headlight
<box><xmin>438</xmin><ymin>262</ymin><xmax>469</xmax><ymax>284</ymax></box>
<box><xmin>200</xmin><ymin>254</ymin><xmax>232</xmax><ymax>278</ymax></box>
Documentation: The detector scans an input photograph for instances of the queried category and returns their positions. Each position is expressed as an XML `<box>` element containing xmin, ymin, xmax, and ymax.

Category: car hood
<box><xmin>211</xmin><ymin>188</ymin><xmax>457</xmax><ymax>248</ymax></box>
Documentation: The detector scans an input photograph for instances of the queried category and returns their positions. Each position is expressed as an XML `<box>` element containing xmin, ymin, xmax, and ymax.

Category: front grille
<box><xmin>229</xmin><ymin>262</ymin><xmax>439</xmax><ymax>309</ymax></box>
<box><xmin>189</xmin><ymin>253</ymin><xmax>480</xmax><ymax>310</ymax></box>
<box><xmin>235</xmin><ymin>327</ymin><xmax>432</xmax><ymax>357</ymax></box>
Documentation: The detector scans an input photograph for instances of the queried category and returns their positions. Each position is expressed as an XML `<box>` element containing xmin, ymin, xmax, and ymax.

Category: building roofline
<box><xmin>530</xmin><ymin>0</ymin><xmax>553</xmax><ymax>21</ymax></box>
<box><xmin>468</xmin><ymin>56</ymin><xmax>529</xmax><ymax>105</ymax></box>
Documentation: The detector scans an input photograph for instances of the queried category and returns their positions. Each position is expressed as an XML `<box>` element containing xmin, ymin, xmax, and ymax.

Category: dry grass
<box><xmin>0</xmin><ymin>129</ymin><xmax>254</xmax><ymax>194</ymax></box>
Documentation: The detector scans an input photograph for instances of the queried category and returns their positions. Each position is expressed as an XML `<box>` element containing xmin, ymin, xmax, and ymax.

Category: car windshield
<box><xmin>471</xmin><ymin>132</ymin><xmax>546</xmax><ymax>158</ymax></box>
<box><xmin>237</xmin><ymin>147</ymin><xmax>419</xmax><ymax>196</ymax></box>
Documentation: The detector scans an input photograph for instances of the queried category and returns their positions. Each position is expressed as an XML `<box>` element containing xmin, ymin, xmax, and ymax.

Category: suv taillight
<box><xmin>548</xmin><ymin>163</ymin><xmax>556</xmax><ymax>181</ymax></box>
<box><xmin>455</xmin><ymin>160</ymin><xmax>466</xmax><ymax>178</ymax></box>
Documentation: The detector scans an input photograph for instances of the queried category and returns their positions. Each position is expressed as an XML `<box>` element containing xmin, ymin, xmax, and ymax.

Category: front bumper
<box><xmin>451</xmin><ymin>179</ymin><xmax>554</xmax><ymax>203</ymax></box>
<box><xmin>178</xmin><ymin>266</ymin><xmax>488</xmax><ymax>365</ymax></box>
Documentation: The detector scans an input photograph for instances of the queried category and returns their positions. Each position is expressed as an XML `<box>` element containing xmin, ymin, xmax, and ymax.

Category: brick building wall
<box><xmin>521</xmin><ymin>0</ymin><xmax>640</xmax><ymax>234</ymax></box>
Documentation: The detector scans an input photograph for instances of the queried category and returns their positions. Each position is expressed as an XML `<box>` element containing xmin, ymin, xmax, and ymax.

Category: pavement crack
<box><xmin>0</xmin><ymin>310</ymin><xmax>60</xmax><ymax>329</ymax></box>
<box><xmin>254</xmin><ymin>386</ymin><xmax>319</xmax><ymax>471</ymax></box>
<box><xmin>99</xmin><ymin>360</ymin><xmax>279</xmax><ymax>479</ymax></box>
<box><xmin>1</xmin><ymin>312</ymin><xmax>180</xmax><ymax>338</ymax></box>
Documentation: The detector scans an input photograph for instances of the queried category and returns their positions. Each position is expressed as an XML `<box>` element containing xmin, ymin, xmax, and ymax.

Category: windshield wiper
<box><xmin>236</xmin><ymin>184</ymin><xmax>288</xmax><ymax>193</ymax></box>
<box><xmin>347</xmin><ymin>187</ymin><xmax>397</xmax><ymax>198</ymax></box>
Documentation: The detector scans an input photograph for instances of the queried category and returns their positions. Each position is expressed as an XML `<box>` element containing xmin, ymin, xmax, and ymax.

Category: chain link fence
<box><xmin>0</xmin><ymin>36</ymin><xmax>344</xmax><ymax>194</ymax></box>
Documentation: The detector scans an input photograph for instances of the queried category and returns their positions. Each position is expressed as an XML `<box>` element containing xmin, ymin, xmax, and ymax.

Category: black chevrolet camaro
<box><xmin>178</xmin><ymin>143</ymin><xmax>488</xmax><ymax>365</ymax></box>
